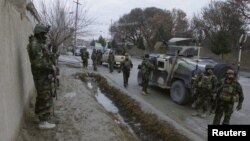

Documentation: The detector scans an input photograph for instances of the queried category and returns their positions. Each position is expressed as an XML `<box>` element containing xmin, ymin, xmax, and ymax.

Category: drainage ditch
<box><xmin>77</xmin><ymin>72</ymin><xmax>189</xmax><ymax>141</ymax></box>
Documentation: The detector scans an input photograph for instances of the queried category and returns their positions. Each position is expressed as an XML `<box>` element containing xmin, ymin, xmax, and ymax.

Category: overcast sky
<box><xmin>34</xmin><ymin>0</ymin><xmax>219</xmax><ymax>40</ymax></box>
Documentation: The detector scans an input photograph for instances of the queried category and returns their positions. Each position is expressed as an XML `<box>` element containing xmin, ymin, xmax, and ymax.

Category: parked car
<box><xmin>73</xmin><ymin>46</ymin><xmax>86</xmax><ymax>56</ymax></box>
<box><xmin>101</xmin><ymin>49</ymin><xmax>128</xmax><ymax>68</ymax></box>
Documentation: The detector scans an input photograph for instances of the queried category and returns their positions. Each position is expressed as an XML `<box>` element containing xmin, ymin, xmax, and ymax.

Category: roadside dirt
<box><xmin>78</xmin><ymin>72</ymin><xmax>189</xmax><ymax>141</ymax></box>
<box><xmin>16</xmin><ymin>62</ymin><xmax>137</xmax><ymax>141</ymax></box>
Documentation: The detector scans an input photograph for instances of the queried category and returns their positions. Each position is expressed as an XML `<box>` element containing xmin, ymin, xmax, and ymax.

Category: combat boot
<box><xmin>39</xmin><ymin>121</ymin><xmax>56</xmax><ymax>129</ymax></box>
<box><xmin>191</xmin><ymin>102</ymin><xmax>196</xmax><ymax>109</ymax></box>
<box><xmin>200</xmin><ymin>113</ymin><xmax>207</xmax><ymax>118</ymax></box>
<box><xmin>192</xmin><ymin>109</ymin><xmax>202</xmax><ymax>116</ymax></box>
<box><xmin>191</xmin><ymin>111</ymin><xmax>199</xmax><ymax>116</ymax></box>
<box><xmin>141</xmin><ymin>91</ymin><xmax>147</xmax><ymax>95</ymax></box>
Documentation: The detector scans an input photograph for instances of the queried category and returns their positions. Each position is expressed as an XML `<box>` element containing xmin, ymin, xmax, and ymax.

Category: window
<box><xmin>157</xmin><ymin>61</ymin><xmax>165</xmax><ymax>69</ymax></box>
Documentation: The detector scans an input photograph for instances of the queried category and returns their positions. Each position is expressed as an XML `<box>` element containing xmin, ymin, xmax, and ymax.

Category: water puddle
<box><xmin>87</xmin><ymin>80</ymin><xmax>134</xmax><ymax>133</ymax></box>
<box><xmin>95</xmin><ymin>88</ymin><xmax>118</xmax><ymax>113</ymax></box>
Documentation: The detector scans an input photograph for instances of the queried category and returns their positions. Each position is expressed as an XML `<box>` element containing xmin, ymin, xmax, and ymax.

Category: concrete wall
<box><xmin>0</xmin><ymin>0</ymin><xmax>38</xmax><ymax>141</ymax></box>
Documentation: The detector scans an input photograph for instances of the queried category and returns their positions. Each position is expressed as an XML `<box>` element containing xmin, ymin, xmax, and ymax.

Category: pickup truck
<box><xmin>101</xmin><ymin>49</ymin><xmax>127</xmax><ymax>68</ymax></box>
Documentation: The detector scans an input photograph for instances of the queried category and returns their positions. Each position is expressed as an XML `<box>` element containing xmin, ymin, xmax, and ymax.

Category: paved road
<box><xmin>59</xmin><ymin>52</ymin><xmax>250</xmax><ymax>141</ymax></box>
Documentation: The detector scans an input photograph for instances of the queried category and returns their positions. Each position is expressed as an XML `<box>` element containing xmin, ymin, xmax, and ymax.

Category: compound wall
<box><xmin>0</xmin><ymin>0</ymin><xmax>38</xmax><ymax>141</ymax></box>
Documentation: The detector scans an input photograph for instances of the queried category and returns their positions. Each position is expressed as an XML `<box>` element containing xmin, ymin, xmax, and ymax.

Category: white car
<box><xmin>101</xmin><ymin>49</ymin><xmax>128</xmax><ymax>68</ymax></box>
<box><xmin>74</xmin><ymin>46</ymin><xmax>86</xmax><ymax>56</ymax></box>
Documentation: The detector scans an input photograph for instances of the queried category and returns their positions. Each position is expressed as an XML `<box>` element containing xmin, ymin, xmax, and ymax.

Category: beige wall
<box><xmin>0</xmin><ymin>0</ymin><xmax>37</xmax><ymax>141</ymax></box>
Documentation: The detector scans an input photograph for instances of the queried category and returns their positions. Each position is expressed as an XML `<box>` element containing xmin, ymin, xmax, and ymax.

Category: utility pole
<box><xmin>237</xmin><ymin>33</ymin><xmax>248</xmax><ymax>79</ymax></box>
<box><xmin>74</xmin><ymin>0</ymin><xmax>81</xmax><ymax>56</ymax></box>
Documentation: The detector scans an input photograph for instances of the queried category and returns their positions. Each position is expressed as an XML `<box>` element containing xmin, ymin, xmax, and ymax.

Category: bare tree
<box><xmin>110</xmin><ymin>7</ymin><xmax>178</xmax><ymax>51</ymax></box>
<box><xmin>228</xmin><ymin>0</ymin><xmax>250</xmax><ymax>22</ymax></box>
<box><xmin>191</xmin><ymin>1</ymin><xmax>247</xmax><ymax>59</ymax></box>
<box><xmin>172</xmin><ymin>9</ymin><xmax>189</xmax><ymax>37</ymax></box>
<box><xmin>38</xmin><ymin>0</ymin><xmax>93</xmax><ymax>53</ymax></box>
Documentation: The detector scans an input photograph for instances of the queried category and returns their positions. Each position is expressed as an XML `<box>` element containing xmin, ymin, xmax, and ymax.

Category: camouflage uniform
<box><xmin>193</xmin><ymin>65</ymin><xmax>218</xmax><ymax>117</ymax></box>
<box><xmin>91</xmin><ymin>49</ymin><xmax>98</xmax><ymax>71</ymax></box>
<box><xmin>97</xmin><ymin>50</ymin><xmax>102</xmax><ymax>65</ymax></box>
<box><xmin>120</xmin><ymin>53</ymin><xmax>133</xmax><ymax>87</ymax></box>
<box><xmin>27</xmin><ymin>24</ymin><xmax>55</xmax><ymax>122</ymax></box>
<box><xmin>108</xmin><ymin>51</ymin><xmax>115</xmax><ymax>73</ymax></box>
<box><xmin>191</xmin><ymin>69</ymin><xmax>202</xmax><ymax>108</ymax></box>
<box><xmin>140</xmin><ymin>54</ymin><xmax>154</xmax><ymax>94</ymax></box>
<box><xmin>213</xmin><ymin>69</ymin><xmax>244</xmax><ymax>125</ymax></box>
<box><xmin>81</xmin><ymin>49</ymin><xmax>89</xmax><ymax>68</ymax></box>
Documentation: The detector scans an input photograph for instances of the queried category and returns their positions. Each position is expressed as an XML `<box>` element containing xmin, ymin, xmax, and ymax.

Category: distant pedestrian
<box><xmin>81</xmin><ymin>48</ymin><xmax>89</xmax><ymax>68</ymax></box>
<box><xmin>140</xmin><ymin>54</ymin><xmax>154</xmax><ymax>95</ymax></box>
<box><xmin>97</xmin><ymin>50</ymin><xmax>102</xmax><ymax>65</ymax></box>
<box><xmin>91</xmin><ymin>49</ymin><xmax>98</xmax><ymax>71</ymax></box>
<box><xmin>108</xmin><ymin>50</ymin><xmax>115</xmax><ymax>73</ymax></box>
<box><xmin>120</xmin><ymin>53</ymin><xmax>133</xmax><ymax>87</ymax></box>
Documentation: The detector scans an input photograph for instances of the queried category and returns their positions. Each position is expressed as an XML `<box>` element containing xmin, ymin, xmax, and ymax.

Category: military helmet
<box><xmin>205</xmin><ymin>64</ymin><xmax>214</xmax><ymax>70</ymax></box>
<box><xmin>226</xmin><ymin>69</ymin><xmax>235</xmax><ymax>75</ymax></box>
<box><xmin>33</xmin><ymin>24</ymin><xmax>50</xmax><ymax>34</ymax></box>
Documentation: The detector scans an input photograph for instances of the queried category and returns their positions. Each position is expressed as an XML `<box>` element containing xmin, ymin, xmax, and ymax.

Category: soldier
<box><xmin>81</xmin><ymin>48</ymin><xmax>89</xmax><ymax>68</ymax></box>
<box><xmin>91</xmin><ymin>49</ymin><xmax>98</xmax><ymax>71</ymax></box>
<box><xmin>192</xmin><ymin>64</ymin><xmax>218</xmax><ymax>118</ymax></box>
<box><xmin>191</xmin><ymin>68</ymin><xmax>202</xmax><ymax>109</ymax></box>
<box><xmin>108</xmin><ymin>50</ymin><xmax>115</xmax><ymax>73</ymax></box>
<box><xmin>212</xmin><ymin>69</ymin><xmax>244</xmax><ymax>125</ymax></box>
<box><xmin>120</xmin><ymin>53</ymin><xmax>133</xmax><ymax>87</ymax></box>
<box><xmin>140</xmin><ymin>54</ymin><xmax>154</xmax><ymax>95</ymax></box>
<box><xmin>27</xmin><ymin>24</ymin><xmax>56</xmax><ymax>129</ymax></box>
<box><xmin>97</xmin><ymin>50</ymin><xmax>102</xmax><ymax>65</ymax></box>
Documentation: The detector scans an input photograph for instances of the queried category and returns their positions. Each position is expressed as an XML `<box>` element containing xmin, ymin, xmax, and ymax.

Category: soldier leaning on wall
<box><xmin>27</xmin><ymin>24</ymin><xmax>57</xmax><ymax>129</ymax></box>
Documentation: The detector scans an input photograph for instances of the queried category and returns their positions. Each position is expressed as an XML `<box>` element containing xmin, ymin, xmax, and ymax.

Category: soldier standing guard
<box><xmin>97</xmin><ymin>50</ymin><xmax>102</xmax><ymax>65</ymax></box>
<box><xmin>192</xmin><ymin>64</ymin><xmax>218</xmax><ymax>118</ymax></box>
<box><xmin>212</xmin><ymin>69</ymin><xmax>244</xmax><ymax>125</ymax></box>
<box><xmin>120</xmin><ymin>53</ymin><xmax>133</xmax><ymax>87</ymax></box>
<box><xmin>108</xmin><ymin>50</ymin><xmax>115</xmax><ymax>73</ymax></box>
<box><xmin>81</xmin><ymin>48</ymin><xmax>89</xmax><ymax>68</ymax></box>
<box><xmin>140</xmin><ymin>54</ymin><xmax>154</xmax><ymax>95</ymax></box>
<box><xmin>91</xmin><ymin>49</ymin><xmax>98</xmax><ymax>71</ymax></box>
<box><xmin>27</xmin><ymin>24</ymin><xmax>56</xmax><ymax>129</ymax></box>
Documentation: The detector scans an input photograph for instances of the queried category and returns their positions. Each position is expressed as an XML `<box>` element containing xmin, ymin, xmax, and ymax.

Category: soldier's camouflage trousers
<box><xmin>142</xmin><ymin>73</ymin><xmax>150</xmax><ymax>92</ymax></box>
<box><xmin>195</xmin><ymin>92</ymin><xmax>212</xmax><ymax>113</ymax></box>
<box><xmin>82</xmin><ymin>59</ymin><xmax>88</xmax><ymax>68</ymax></box>
<box><xmin>109</xmin><ymin>61</ymin><xmax>114</xmax><ymax>72</ymax></box>
<box><xmin>213</xmin><ymin>101</ymin><xmax>234</xmax><ymax>125</ymax></box>
<box><xmin>123</xmin><ymin>70</ymin><xmax>130</xmax><ymax>86</ymax></box>
<box><xmin>92</xmin><ymin>60</ymin><xmax>97</xmax><ymax>71</ymax></box>
<box><xmin>33</xmin><ymin>74</ymin><xmax>53</xmax><ymax>122</ymax></box>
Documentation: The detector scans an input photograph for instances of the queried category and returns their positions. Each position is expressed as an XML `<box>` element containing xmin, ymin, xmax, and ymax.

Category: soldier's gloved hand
<box><xmin>236</xmin><ymin>104</ymin><xmax>242</xmax><ymax>111</ymax></box>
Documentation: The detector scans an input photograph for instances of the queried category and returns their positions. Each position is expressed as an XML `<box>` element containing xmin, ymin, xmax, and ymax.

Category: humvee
<box><xmin>137</xmin><ymin>38</ymin><xmax>232</xmax><ymax>104</ymax></box>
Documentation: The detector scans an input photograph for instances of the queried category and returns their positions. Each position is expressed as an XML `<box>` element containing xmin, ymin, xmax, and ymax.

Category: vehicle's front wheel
<box><xmin>170</xmin><ymin>80</ymin><xmax>190</xmax><ymax>105</ymax></box>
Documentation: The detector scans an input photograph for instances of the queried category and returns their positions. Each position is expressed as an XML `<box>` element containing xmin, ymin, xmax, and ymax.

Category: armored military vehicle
<box><xmin>137</xmin><ymin>38</ymin><xmax>232</xmax><ymax>104</ymax></box>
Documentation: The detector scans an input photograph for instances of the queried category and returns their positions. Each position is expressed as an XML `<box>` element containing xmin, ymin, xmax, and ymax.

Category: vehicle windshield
<box><xmin>167</xmin><ymin>38</ymin><xmax>198</xmax><ymax>56</ymax></box>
